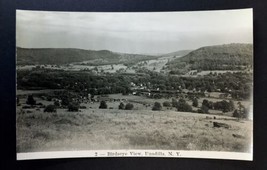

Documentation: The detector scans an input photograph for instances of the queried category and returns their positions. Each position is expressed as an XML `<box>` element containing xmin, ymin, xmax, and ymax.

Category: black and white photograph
<box><xmin>16</xmin><ymin>9</ymin><xmax>253</xmax><ymax>160</ymax></box>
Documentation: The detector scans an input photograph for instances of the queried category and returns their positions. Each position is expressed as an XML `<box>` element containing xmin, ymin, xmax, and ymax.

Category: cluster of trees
<box><xmin>17</xmin><ymin>70</ymin><xmax>132</xmax><ymax>96</ymax></box>
<box><xmin>172</xmin><ymin>98</ymin><xmax>193</xmax><ymax>112</ymax></box>
<box><xmin>233</xmin><ymin>102</ymin><xmax>249</xmax><ymax>119</ymax></box>
<box><xmin>200</xmin><ymin>99</ymin><xmax>235</xmax><ymax>113</ymax></box>
<box><xmin>118</xmin><ymin>102</ymin><xmax>134</xmax><ymax>110</ymax></box>
<box><xmin>99</xmin><ymin>101</ymin><xmax>135</xmax><ymax>110</ymax></box>
<box><xmin>17</xmin><ymin>69</ymin><xmax>252</xmax><ymax>101</ymax></box>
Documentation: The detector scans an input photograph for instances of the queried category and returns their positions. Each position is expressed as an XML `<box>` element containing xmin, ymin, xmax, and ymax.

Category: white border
<box><xmin>16</xmin><ymin>8</ymin><xmax>254</xmax><ymax>162</ymax></box>
<box><xmin>17</xmin><ymin>150</ymin><xmax>253</xmax><ymax>161</ymax></box>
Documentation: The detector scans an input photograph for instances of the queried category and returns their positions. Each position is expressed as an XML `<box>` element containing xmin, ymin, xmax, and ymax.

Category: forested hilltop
<box><xmin>167</xmin><ymin>43</ymin><xmax>253</xmax><ymax>74</ymax></box>
<box><xmin>16</xmin><ymin>47</ymin><xmax>160</xmax><ymax>66</ymax></box>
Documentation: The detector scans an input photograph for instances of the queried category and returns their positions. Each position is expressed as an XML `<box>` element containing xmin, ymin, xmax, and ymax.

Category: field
<box><xmin>16</xmin><ymin>94</ymin><xmax>252</xmax><ymax>153</ymax></box>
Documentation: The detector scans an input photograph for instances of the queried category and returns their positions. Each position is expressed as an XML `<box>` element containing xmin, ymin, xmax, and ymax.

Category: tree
<box><xmin>229</xmin><ymin>100</ymin><xmax>235</xmax><ymax>111</ymax></box>
<box><xmin>118</xmin><ymin>102</ymin><xmax>125</xmax><ymax>110</ymax></box>
<box><xmin>26</xmin><ymin>95</ymin><xmax>36</xmax><ymax>105</ymax></box>
<box><xmin>192</xmin><ymin>98</ymin><xmax>198</xmax><ymax>107</ymax></box>
<box><xmin>200</xmin><ymin>105</ymin><xmax>209</xmax><ymax>114</ymax></box>
<box><xmin>233</xmin><ymin>102</ymin><xmax>248</xmax><ymax>119</ymax></box>
<box><xmin>177</xmin><ymin>99</ymin><xmax>192</xmax><ymax>112</ymax></box>
<box><xmin>61</xmin><ymin>97</ymin><xmax>70</xmax><ymax>106</ymax></box>
<box><xmin>163</xmin><ymin>101</ymin><xmax>171</xmax><ymax>107</ymax></box>
<box><xmin>125</xmin><ymin>103</ymin><xmax>134</xmax><ymax>110</ymax></box>
<box><xmin>54</xmin><ymin>100</ymin><xmax>60</xmax><ymax>107</ymax></box>
<box><xmin>233</xmin><ymin>109</ymin><xmax>240</xmax><ymax>118</ymax></box>
<box><xmin>44</xmin><ymin>105</ymin><xmax>57</xmax><ymax>113</ymax></box>
<box><xmin>152</xmin><ymin>102</ymin><xmax>162</xmax><ymax>111</ymax></box>
<box><xmin>202</xmin><ymin>99</ymin><xmax>213</xmax><ymax>109</ymax></box>
<box><xmin>99</xmin><ymin>101</ymin><xmax>108</xmax><ymax>109</ymax></box>
<box><xmin>172</xmin><ymin>98</ymin><xmax>178</xmax><ymax>108</ymax></box>
<box><xmin>68</xmin><ymin>102</ymin><xmax>79</xmax><ymax>112</ymax></box>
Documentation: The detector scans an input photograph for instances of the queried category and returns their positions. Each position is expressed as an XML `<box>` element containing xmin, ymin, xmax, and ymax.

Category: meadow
<box><xmin>16</xmin><ymin>96</ymin><xmax>252</xmax><ymax>153</ymax></box>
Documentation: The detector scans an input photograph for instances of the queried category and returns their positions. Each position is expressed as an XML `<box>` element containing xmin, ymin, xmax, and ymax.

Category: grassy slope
<box><xmin>17</xmin><ymin>107</ymin><xmax>252</xmax><ymax>153</ymax></box>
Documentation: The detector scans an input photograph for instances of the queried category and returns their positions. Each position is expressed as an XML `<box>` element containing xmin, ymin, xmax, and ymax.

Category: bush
<box><xmin>177</xmin><ymin>99</ymin><xmax>192</xmax><ymax>112</ymax></box>
<box><xmin>163</xmin><ymin>101</ymin><xmax>171</xmax><ymax>107</ymax></box>
<box><xmin>125</xmin><ymin>103</ymin><xmax>134</xmax><ymax>110</ymax></box>
<box><xmin>152</xmin><ymin>102</ymin><xmax>162</xmax><ymax>111</ymax></box>
<box><xmin>68</xmin><ymin>102</ymin><xmax>79</xmax><ymax>112</ymax></box>
<box><xmin>192</xmin><ymin>98</ymin><xmax>198</xmax><ymax>107</ymax></box>
<box><xmin>233</xmin><ymin>105</ymin><xmax>249</xmax><ymax>119</ymax></box>
<box><xmin>118</xmin><ymin>102</ymin><xmax>125</xmax><ymax>110</ymax></box>
<box><xmin>233</xmin><ymin>109</ymin><xmax>240</xmax><ymax>118</ymax></box>
<box><xmin>26</xmin><ymin>95</ymin><xmax>36</xmax><ymax>105</ymax></box>
<box><xmin>54</xmin><ymin>100</ymin><xmax>60</xmax><ymax>107</ymax></box>
<box><xmin>80</xmin><ymin>105</ymin><xmax>87</xmax><ymax>109</ymax></box>
<box><xmin>172</xmin><ymin>98</ymin><xmax>178</xmax><ymax>107</ymax></box>
<box><xmin>202</xmin><ymin>99</ymin><xmax>213</xmax><ymax>109</ymax></box>
<box><xmin>197</xmin><ymin>109</ymin><xmax>203</xmax><ymax>113</ymax></box>
<box><xmin>99</xmin><ymin>101</ymin><xmax>108</xmax><ymax>109</ymax></box>
<box><xmin>44</xmin><ymin>105</ymin><xmax>57</xmax><ymax>113</ymax></box>
<box><xmin>61</xmin><ymin>97</ymin><xmax>70</xmax><ymax>106</ymax></box>
<box><xmin>200</xmin><ymin>105</ymin><xmax>209</xmax><ymax>114</ymax></box>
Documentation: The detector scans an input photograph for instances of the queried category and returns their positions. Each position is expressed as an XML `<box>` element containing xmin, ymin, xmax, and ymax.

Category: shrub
<box><xmin>125</xmin><ymin>103</ymin><xmax>134</xmax><ymax>110</ymax></box>
<box><xmin>99</xmin><ymin>101</ymin><xmax>108</xmax><ymax>109</ymax></box>
<box><xmin>177</xmin><ymin>99</ymin><xmax>192</xmax><ymax>112</ymax></box>
<box><xmin>152</xmin><ymin>102</ymin><xmax>162</xmax><ymax>111</ymax></box>
<box><xmin>172</xmin><ymin>98</ymin><xmax>178</xmax><ymax>107</ymax></box>
<box><xmin>61</xmin><ymin>97</ymin><xmax>70</xmax><ymax>106</ymax></box>
<box><xmin>163</xmin><ymin>101</ymin><xmax>171</xmax><ymax>107</ymax></box>
<box><xmin>192</xmin><ymin>98</ymin><xmax>198</xmax><ymax>107</ymax></box>
<box><xmin>233</xmin><ymin>109</ymin><xmax>240</xmax><ymax>118</ymax></box>
<box><xmin>26</xmin><ymin>95</ymin><xmax>36</xmax><ymax>105</ymax></box>
<box><xmin>233</xmin><ymin>105</ymin><xmax>249</xmax><ymax>119</ymax></box>
<box><xmin>202</xmin><ymin>99</ymin><xmax>213</xmax><ymax>109</ymax></box>
<box><xmin>118</xmin><ymin>102</ymin><xmax>125</xmax><ymax>110</ymax></box>
<box><xmin>44</xmin><ymin>105</ymin><xmax>57</xmax><ymax>113</ymax></box>
<box><xmin>200</xmin><ymin>105</ymin><xmax>209</xmax><ymax>114</ymax></box>
<box><xmin>80</xmin><ymin>105</ymin><xmax>87</xmax><ymax>109</ymax></box>
<box><xmin>68</xmin><ymin>102</ymin><xmax>79</xmax><ymax>112</ymax></box>
<box><xmin>213</xmin><ymin>100</ymin><xmax>234</xmax><ymax>112</ymax></box>
<box><xmin>54</xmin><ymin>100</ymin><xmax>60</xmax><ymax>107</ymax></box>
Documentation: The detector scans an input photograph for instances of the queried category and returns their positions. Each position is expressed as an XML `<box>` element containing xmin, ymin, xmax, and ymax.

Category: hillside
<box><xmin>167</xmin><ymin>43</ymin><xmax>253</xmax><ymax>72</ymax></box>
<box><xmin>16</xmin><ymin>47</ymin><xmax>159</xmax><ymax>65</ymax></box>
<box><xmin>162</xmin><ymin>50</ymin><xmax>192</xmax><ymax>57</ymax></box>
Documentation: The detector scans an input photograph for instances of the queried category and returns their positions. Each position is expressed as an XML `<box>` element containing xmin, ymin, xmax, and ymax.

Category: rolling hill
<box><xmin>161</xmin><ymin>49</ymin><xmax>192</xmax><ymax>57</ymax></box>
<box><xmin>16</xmin><ymin>47</ymin><xmax>160</xmax><ymax>65</ymax></box>
<box><xmin>167</xmin><ymin>43</ymin><xmax>253</xmax><ymax>71</ymax></box>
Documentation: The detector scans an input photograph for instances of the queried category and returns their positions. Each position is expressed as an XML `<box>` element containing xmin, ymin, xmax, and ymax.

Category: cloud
<box><xmin>16</xmin><ymin>9</ymin><xmax>253</xmax><ymax>53</ymax></box>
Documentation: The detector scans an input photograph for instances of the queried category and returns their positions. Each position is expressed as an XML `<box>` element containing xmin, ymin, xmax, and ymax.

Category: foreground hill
<box><xmin>167</xmin><ymin>43</ymin><xmax>253</xmax><ymax>72</ymax></box>
<box><xmin>16</xmin><ymin>47</ymin><xmax>160</xmax><ymax>65</ymax></box>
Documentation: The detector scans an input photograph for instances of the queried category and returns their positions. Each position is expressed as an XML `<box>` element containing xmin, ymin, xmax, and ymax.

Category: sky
<box><xmin>16</xmin><ymin>9</ymin><xmax>253</xmax><ymax>54</ymax></box>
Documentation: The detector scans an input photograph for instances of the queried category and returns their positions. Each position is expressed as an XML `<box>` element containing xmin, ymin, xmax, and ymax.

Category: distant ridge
<box><xmin>16</xmin><ymin>47</ymin><xmax>160</xmax><ymax>65</ymax></box>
